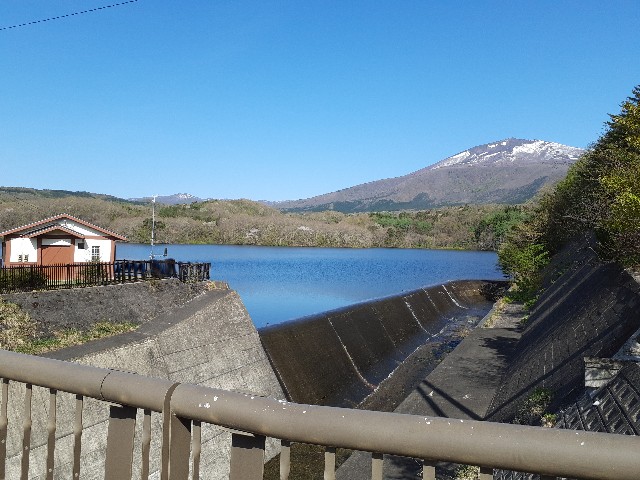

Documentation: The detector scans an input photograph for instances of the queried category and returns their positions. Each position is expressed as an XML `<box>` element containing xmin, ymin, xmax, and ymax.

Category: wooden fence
<box><xmin>0</xmin><ymin>260</ymin><xmax>211</xmax><ymax>293</ymax></box>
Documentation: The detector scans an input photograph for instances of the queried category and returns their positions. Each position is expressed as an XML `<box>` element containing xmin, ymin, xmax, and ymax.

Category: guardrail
<box><xmin>0</xmin><ymin>349</ymin><xmax>638</xmax><ymax>480</ymax></box>
<box><xmin>0</xmin><ymin>260</ymin><xmax>211</xmax><ymax>293</ymax></box>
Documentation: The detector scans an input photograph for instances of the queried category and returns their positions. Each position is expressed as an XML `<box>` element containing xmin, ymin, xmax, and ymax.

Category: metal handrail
<box><xmin>170</xmin><ymin>383</ymin><xmax>640</xmax><ymax>480</ymax></box>
<box><xmin>1</xmin><ymin>349</ymin><xmax>639</xmax><ymax>480</ymax></box>
<box><xmin>0</xmin><ymin>349</ymin><xmax>174</xmax><ymax>411</ymax></box>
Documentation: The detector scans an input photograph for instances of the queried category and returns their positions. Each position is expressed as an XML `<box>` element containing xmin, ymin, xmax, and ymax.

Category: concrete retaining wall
<box><xmin>3</xmin><ymin>288</ymin><xmax>285</xmax><ymax>479</ymax></box>
<box><xmin>487</xmin><ymin>239</ymin><xmax>640</xmax><ymax>423</ymax></box>
<box><xmin>260</xmin><ymin>280</ymin><xmax>501</xmax><ymax>407</ymax></box>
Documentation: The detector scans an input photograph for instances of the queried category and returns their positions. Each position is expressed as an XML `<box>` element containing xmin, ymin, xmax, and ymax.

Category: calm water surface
<box><xmin>117</xmin><ymin>244</ymin><xmax>504</xmax><ymax>328</ymax></box>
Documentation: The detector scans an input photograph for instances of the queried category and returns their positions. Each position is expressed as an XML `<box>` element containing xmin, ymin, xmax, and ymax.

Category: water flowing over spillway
<box><xmin>259</xmin><ymin>279</ymin><xmax>503</xmax><ymax>407</ymax></box>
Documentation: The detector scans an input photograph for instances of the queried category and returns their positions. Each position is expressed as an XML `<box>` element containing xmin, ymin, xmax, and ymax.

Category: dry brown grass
<box><xmin>1</xmin><ymin>298</ymin><xmax>137</xmax><ymax>354</ymax></box>
<box><xmin>0</xmin><ymin>298</ymin><xmax>37</xmax><ymax>351</ymax></box>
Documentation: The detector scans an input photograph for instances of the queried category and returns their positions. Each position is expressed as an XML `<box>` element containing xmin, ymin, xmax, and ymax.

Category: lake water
<box><xmin>117</xmin><ymin>244</ymin><xmax>504</xmax><ymax>328</ymax></box>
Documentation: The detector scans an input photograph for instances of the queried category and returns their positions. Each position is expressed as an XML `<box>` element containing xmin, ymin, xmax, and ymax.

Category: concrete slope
<box><xmin>487</xmin><ymin>242</ymin><xmax>640</xmax><ymax>423</ymax></box>
<box><xmin>4</xmin><ymin>287</ymin><xmax>285</xmax><ymax>479</ymax></box>
<box><xmin>259</xmin><ymin>280</ymin><xmax>501</xmax><ymax>407</ymax></box>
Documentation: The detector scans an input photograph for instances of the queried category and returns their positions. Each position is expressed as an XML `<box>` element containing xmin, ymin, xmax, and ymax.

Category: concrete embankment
<box><xmin>2</xmin><ymin>284</ymin><xmax>285</xmax><ymax>479</ymax></box>
<box><xmin>259</xmin><ymin>280</ymin><xmax>504</xmax><ymax>407</ymax></box>
<box><xmin>1</xmin><ymin>277</ymin><xmax>504</xmax><ymax>478</ymax></box>
<box><xmin>487</xmin><ymin>239</ymin><xmax>640</xmax><ymax>422</ymax></box>
<box><xmin>336</xmin><ymin>238</ymin><xmax>640</xmax><ymax>480</ymax></box>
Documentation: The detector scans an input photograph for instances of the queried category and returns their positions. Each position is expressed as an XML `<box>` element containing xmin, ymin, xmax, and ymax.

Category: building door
<box><xmin>41</xmin><ymin>245</ymin><xmax>74</xmax><ymax>265</ymax></box>
<box><xmin>41</xmin><ymin>245</ymin><xmax>74</xmax><ymax>281</ymax></box>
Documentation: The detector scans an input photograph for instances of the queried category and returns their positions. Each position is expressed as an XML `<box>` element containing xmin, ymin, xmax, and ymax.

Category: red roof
<box><xmin>0</xmin><ymin>214</ymin><xmax>127</xmax><ymax>241</ymax></box>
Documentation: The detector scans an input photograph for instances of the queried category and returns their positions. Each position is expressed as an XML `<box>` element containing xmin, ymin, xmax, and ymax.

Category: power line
<box><xmin>0</xmin><ymin>0</ymin><xmax>139</xmax><ymax>31</ymax></box>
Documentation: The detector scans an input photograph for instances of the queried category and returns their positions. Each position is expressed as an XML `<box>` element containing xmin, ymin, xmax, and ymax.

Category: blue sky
<box><xmin>1</xmin><ymin>1</ymin><xmax>639</xmax><ymax>201</ymax></box>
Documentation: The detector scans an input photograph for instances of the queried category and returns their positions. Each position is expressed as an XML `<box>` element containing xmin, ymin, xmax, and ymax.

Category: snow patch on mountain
<box><xmin>129</xmin><ymin>193</ymin><xmax>207</xmax><ymax>204</ymax></box>
<box><xmin>431</xmin><ymin>138</ymin><xmax>583</xmax><ymax>170</ymax></box>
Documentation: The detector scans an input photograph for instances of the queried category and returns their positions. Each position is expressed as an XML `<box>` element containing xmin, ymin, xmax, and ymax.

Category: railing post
<box><xmin>167</xmin><ymin>414</ymin><xmax>191</xmax><ymax>480</ymax></box>
<box><xmin>20</xmin><ymin>383</ymin><xmax>32</xmax><ymax>480</ymax></box>
<box><xmin>72</xmin><ymin>394</ymin><xmax>83</xmax><ymax>479</ymax></box>
<box><xmin>104</xmin><ymin>405</ymin><xmax>137</xmax><ymax>480</ymax></box>
<box><xmin>422</xmin><ymin>460</ymin><xmax>436</xmax><ymax>480</ymax></box>
<box><xmin>280</xmin><ymin>440</ymin><xmax>291</xmax><ymax>480</ymax></box>
<box><xmin>229</xmin><ymin>432</ymin><xmax>266</xmax><ymax>480</ymax></box>
<box><xmin>479</xmin><ymin>466</ymin><xmax>493</xmax><ymax>479</ymax></box>
<box><xmin>45</xmin><ymin>389</ymin><xmax>56</xmax><ymax>480</ymax></box>
<box><xmin>371</xmin><ymin>452</ymin><xmax>383</xmax><ymax>480</ymax></box>
<box><xmin>324</xmin><ymin>446</ymin><xmax>336</xmax><ymax>480</ymax></box>
<box><xmin>0</xmin><ymin>379</ymin><xmax>8</xmax><ymax>478</ymax></box>
<box><xmin>192</xmin><ymin>420</ymin><xmax>201</xmax><ymax>480</ymax></box>
<box><xmin>141</xmin><ymin>409</ymin><xmax>152</xmax><ymax>480</ymax></box>
<box><xmin>161</xmin><ymin>383</ymin><xmax>181</xmax><ymax>480</ymax></box>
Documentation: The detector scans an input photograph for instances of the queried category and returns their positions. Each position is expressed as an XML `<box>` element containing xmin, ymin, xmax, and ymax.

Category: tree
<box><xmin>498</xmin><ymin>85</ymin><xmax>640</xmax><ymax>302</ymax></box>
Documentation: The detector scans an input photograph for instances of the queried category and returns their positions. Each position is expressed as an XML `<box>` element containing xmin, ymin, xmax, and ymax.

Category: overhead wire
<box><xmin>0</xmin><ymin>0</ymin><xmax>139</xmax><ymax>31</ymax></box>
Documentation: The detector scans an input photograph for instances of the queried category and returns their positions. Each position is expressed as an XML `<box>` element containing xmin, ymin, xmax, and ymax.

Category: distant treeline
<box><xmin>0</xmin><ymin>189</ymin><xmax>526</xmax><ymax>251</ymax></box>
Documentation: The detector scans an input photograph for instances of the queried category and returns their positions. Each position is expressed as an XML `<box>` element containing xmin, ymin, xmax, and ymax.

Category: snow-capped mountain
<box><xmin>130</xmin><ymin>193</ymin><xmax>205</xmax><ymax>205</ymax></box>
<box><xmin>276</xmin><ymin>138</ymin><xmax>585</xmax><ymax>213</ymax></box>
<box><xmin>431</xmin><ymin>138</ymin><xmax>583</xmax><ymax>169</ymax></box>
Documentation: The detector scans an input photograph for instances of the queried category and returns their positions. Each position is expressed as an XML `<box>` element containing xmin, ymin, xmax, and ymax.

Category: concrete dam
<box><xmin>0</xmin><ymin>278</ymin><xmax>502</xmax><ymax>478</ymax></box>
<box><xmin>259</xmin><ymin>279</ymin><xmax>503</xmax><ymax>407</ymax></box>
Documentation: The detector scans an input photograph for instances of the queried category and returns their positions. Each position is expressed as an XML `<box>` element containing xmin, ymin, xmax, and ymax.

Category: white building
<box><xmin>0</xmin><ymin>214</ymin><xmax>127</xmax><ymax>267</ymax></box>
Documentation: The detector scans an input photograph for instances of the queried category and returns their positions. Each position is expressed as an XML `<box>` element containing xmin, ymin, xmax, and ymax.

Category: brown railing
<box><xmin>0</xmin><ymin>260</ymin><xmax>211</xmax><ymax>293</ymax></box>
<box><xmin>0</xmin><ymin>350</ymin><xmax>638</xmax><ymax>480</ymax></box>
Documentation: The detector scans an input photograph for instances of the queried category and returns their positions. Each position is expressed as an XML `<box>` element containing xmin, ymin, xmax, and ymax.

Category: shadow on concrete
<box><xmin>416</xmin><ymin>380</ymin><xmax>482</xmax><ymax>420</ymax></box>
<box><xmin>487</xmin><ymin>316</ymin><xmax>636</xmax><ymax>422</ymax></box>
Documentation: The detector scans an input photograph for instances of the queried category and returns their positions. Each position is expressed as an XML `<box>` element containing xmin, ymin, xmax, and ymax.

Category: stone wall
<box><xmin>3</xmin><ymin>288</ymin><xmax>285</xmax><ymax>479</ymax></box>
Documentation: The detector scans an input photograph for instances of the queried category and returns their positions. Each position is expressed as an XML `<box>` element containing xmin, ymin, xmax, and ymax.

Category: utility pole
<box><xmin>150</xmin><ymin>195</ymin><xmax>159</xmax><ymax>260</ymax></box>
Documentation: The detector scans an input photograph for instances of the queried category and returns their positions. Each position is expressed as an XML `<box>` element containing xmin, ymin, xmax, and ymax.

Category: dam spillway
<box><xmin>259</xmin><ymin>279</ymin><xmax>504</xmax><ymax>407</ymax></box>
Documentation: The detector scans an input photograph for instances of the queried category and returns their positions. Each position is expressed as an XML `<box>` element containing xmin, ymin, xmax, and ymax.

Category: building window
<box><xmin>18</xmin><ymin>254</ymin><xmax>23</xmax><ymax>262</ymax></box>
<box><xmin>91</xmin><ymin>246</ymin><xmax>100</xmax><ymax>261</ymax></box>
<box><xmin>24</xmin><ymin>254</ymin><xmax>28</xmax><ymax>262</ymax></box>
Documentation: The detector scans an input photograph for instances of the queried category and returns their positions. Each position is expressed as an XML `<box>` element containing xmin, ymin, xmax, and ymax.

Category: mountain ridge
<box><xmin>128</xmin><ymin>193</ymin><xmax>206</xmax><ymax>205</ymax></box>
<box><xmin>275</xmin><ymin>138</ymin><xmax>584</xmax><ymax>213</ymax></box>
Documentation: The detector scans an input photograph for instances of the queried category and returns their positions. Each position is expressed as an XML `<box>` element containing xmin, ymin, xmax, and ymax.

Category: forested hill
<box><xmin>0</xmin><ymin>187</ymin><xmax>523</xmax><ymax>251</ymax></box>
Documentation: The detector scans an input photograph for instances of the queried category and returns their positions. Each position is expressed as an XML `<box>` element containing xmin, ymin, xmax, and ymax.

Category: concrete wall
<box><xmin>3</xmin><ymin>288</ymin><xmax>285</xmax><ymax>479</ymax></box>
<box><xmin>487</xmin><ymin>239</ymin><xmax>640</xmax><ymax>423</ymax></box>
<box><xmin>260</xmin><ymin>280</ymin><xmax>501</xmax><ymax>407</ymax></box>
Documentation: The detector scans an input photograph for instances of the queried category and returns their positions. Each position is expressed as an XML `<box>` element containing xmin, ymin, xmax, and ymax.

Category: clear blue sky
<box><xmin>1</xmin><ymin>1</ymin><xmax>639</xmax><ymax>201</ymax></box>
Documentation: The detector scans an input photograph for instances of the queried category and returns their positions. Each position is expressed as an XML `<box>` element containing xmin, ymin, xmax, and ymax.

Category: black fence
<box><xmin>0</xmin><ymin>260</ymin><xmax>211</xmax><ymax>293</ymax></box>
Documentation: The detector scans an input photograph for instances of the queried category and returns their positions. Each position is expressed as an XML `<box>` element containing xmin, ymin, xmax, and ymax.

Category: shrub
<box><xmin>454</xmin><ymin>464</ymin><xmax>480</xmax><ymax>479</ymax></box>
<box><xmin>514</xmin><ymin>387</ymin><xmax>553</xmax><ymax>426</ymax></box>
<box><xmin>498</xmin><ymin>242</ymin><xmax>549</xmax><ymax>305</ymax></box>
